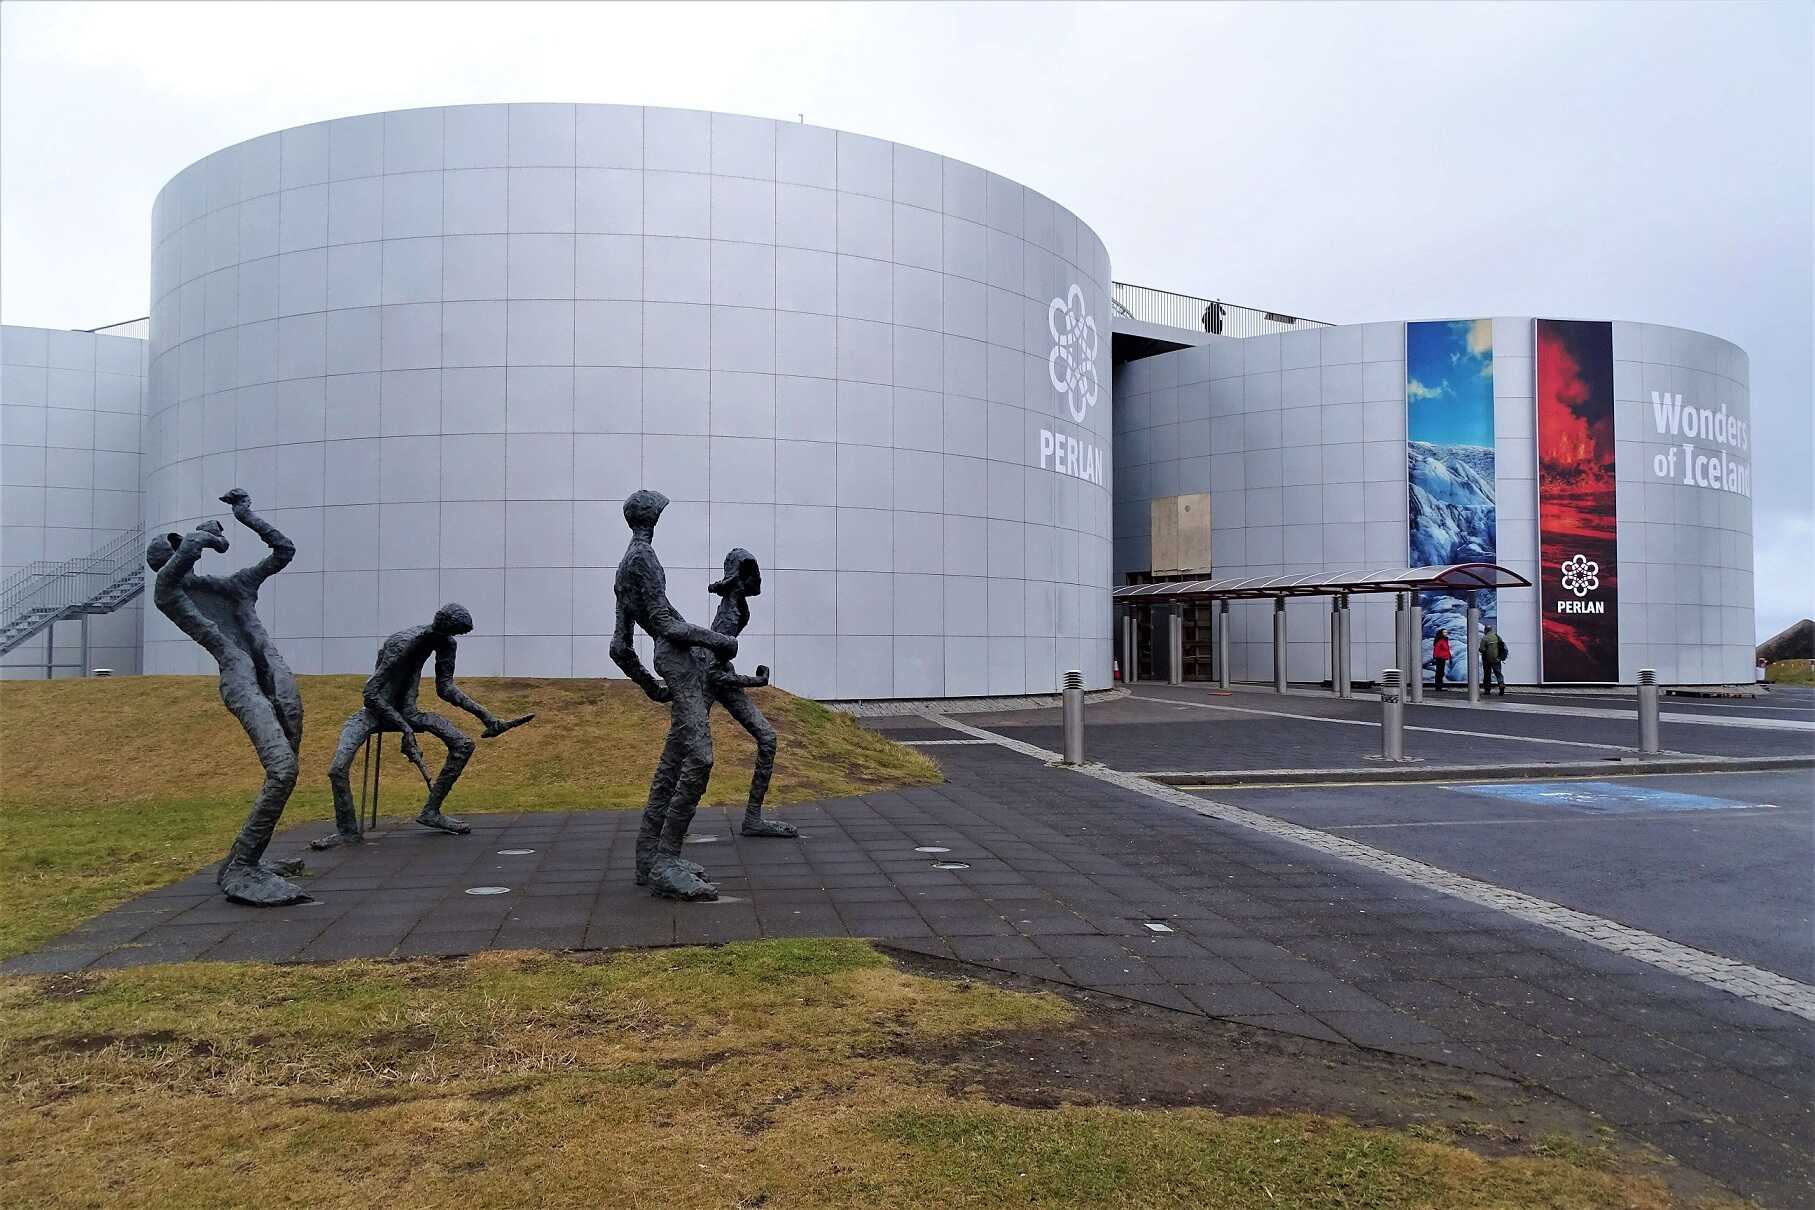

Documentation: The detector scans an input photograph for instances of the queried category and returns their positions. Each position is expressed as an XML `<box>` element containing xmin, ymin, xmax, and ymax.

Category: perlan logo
<box><xmin>1560</xmin><ymin>553</ymin><xmax>1599</xmax><ymax>597</ymax></box>
<box><xmin>1556</xmin><ymin>553</ymin><xmax>1604</xmax><ymax>614</ymax></box>
<box><xmin>1048</xmin><ymin>284</ymin><xmax>1100</xmax><ymax>424</ymax></box>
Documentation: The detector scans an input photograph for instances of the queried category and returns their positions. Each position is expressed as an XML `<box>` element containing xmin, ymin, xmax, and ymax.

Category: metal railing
<box><xmin>1112</xmin><ymin>282</ymin><xmax>1329</xmax><ymax>339</ymax></box>
<box><xmin>1</xmin><ymin>527</ymin><xmax>148</xmax><ymax>657</ymax></box>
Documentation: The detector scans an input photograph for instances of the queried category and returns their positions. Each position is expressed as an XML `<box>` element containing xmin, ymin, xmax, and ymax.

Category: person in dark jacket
<box><xmin>1481</xmin><ymin>625</ymin><xmax>1508</xmax><ymax>695</ymax></box>
<box><xmin>1431</xmin><ymin>629</ymin><xmax>1453</xmax><ymax>691</ymax></box>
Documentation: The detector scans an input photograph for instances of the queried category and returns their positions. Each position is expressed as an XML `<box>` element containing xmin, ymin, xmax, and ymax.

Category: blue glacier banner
<box><xmin>1406</xmin><ymin>320</ymin><xmax>1497</xmax><ymax>686</ymax></box>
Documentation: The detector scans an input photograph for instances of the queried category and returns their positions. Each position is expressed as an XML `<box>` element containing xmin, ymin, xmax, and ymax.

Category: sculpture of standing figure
<box><xmin>312</xmin><ymin>603</ymin><xmax>533</xmax><ymax>850</ymax></box>
<box><xmin>146</xmin><ymin>488</ymin><xmax>307</xmax><ymax>906</ymax></box>
<box><xmin>610</xmin><ymin>489</ymin><xmax>739</xmax><ymax>900</ymax></box>
<box><xmin>701</xmin><ymin>549</ymin><xmax>797</xmax><ymax>839</ymax></box>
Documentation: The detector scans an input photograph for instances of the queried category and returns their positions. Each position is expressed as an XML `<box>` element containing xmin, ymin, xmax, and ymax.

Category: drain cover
<box><xmin>930</xmin><ymin>860</ymin><xmax>970</xmax><ymax>870</ymax></box>
<box><xmin>683</xmin><ymin>834</ymin><xmax>719</xmax><ymax>844</ymax></box>
<box><xmin>1141</xmin><ymin>921</ymin><xmax>1175</xmax><ymax>933</ymax></box>
<box><xmin>497</xmin><ymin>848</ymin><xmax>536</xmax><ymax>856</ymax></box>
<box><xmin>914</xmin><ymin>845</ymin><xmax>951</xmax><ymax>854</ymax></box>
<box><xmin>464</xmin><ymin>885</ymin><xmax>511</xmax><ymax>896</ymax></box>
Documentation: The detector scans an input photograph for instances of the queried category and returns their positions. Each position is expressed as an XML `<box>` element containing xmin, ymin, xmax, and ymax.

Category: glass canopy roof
<box><xmin>1111</xmin><ymin>563</ymin><xmax>1532</xmax><ymax>602</ymax></box>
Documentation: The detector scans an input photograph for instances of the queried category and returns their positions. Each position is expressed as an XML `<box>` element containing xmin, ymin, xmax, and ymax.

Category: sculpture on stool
<box><xmin>702</xmin><ymin>549</ymin><xmax>796</xmax><ymax>839</ymax></box>
<box><xmin>146</xmin><ymin>488</ymin><xmax>307</xmax><ymax>906</ymax></box>
<box><xmin>610</xmin><ymin>489</ymin><xmax>739</xmax><ymax>900</ymax></box>
<box><xmin>313</xmin><ymin>603</ymin><xmax>532</xmax><ymax>849</ymax></box>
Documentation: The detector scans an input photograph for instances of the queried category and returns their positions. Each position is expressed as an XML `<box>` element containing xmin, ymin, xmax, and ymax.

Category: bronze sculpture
<box><xmin>702</xmin><ymin>549</ymin><xmax>797</xmax><ymax>839</ymax></box>
<box><xmin>313</xmin><ymin>604</ymin><xmax>532</xmax><ymax>850</ymax></box>
<box><xmin>610</xmin><ymin>489</ymin><xmax>738</xmax><ymax>900</ymax></box>
<box><xmin>146</xmin><ymin>488</ymin><xmax>307</xmax><ymax>906</ymax></box>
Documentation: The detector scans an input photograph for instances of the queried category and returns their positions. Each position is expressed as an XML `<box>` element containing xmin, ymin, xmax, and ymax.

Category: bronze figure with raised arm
<box><xmin>313</xmin><ymin>603</ymin><xmax>533</xmax><ymax>849</ymax></box>
<box><xmin>145</xmin><ymin>488</ymin><xmax>308</xmax><ymax>906</ymax></box>
<box><xmin>701</xmin><ymin>548</ymin><xmax>796</xmax><ymax>839</ymax></box>
<box><xmin>610</xmin><ymin>489</ymin><xmax>738</xmax><ymax>900</ymax></box>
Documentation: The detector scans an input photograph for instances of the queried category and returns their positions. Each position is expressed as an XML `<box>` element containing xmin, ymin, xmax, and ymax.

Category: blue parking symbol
<box><xmin>1454</xmin><ymin>781</ymin><xmax>1763</xmax><ymax>814</ymax></box>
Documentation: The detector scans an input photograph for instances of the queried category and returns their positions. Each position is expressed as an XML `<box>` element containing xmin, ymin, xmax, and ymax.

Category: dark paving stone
<box><xmin>1311</xmin><ymin>1009</ymin><xmax>1450</xmax><ymax>1049</ymax></box>
<box><xmin>1225</xmin><ymin>1012</ymin><xmax>1348</xmax><ymax>1044</ymax></box>
<box><xmin>1178</xmin><ymin>982</ymin><xmax>1301</xmax><ymax>1017</ymax></box>
<box><xmin>1637</xmin><ymin>1120</ymin><xmax>1813</xmax><ymax>1210</ymax></box>
<box><xmin>395</xmin><ymin>930</ymin><xmax>496</xmax><ymax>957</ymax></box>
<box><xmin>0</xmin><ymin>948</ymin><xmax>109</xmax><ymax>975</ymax></box>
<box><xmin>1549</xmin><ymin>1073</ymin><xmax>1718</xmax><ymax>1129</ymax></box>
<box><xmin>1058</xmin><ymin>956</ymin><xmax>1161</xmax><ymax>986</ymax></box>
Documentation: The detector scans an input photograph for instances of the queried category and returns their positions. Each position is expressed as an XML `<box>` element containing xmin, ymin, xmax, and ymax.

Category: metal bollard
<box><xmin>1336</xmin><ymin>597</ymin><xmax>1352</xmax><ymax>699</ymax></box>
<box><xmin>1466</xmin><ymin>605</ymin><xmax>1481</xmax><ymax>705</ymax></box>
<box><xmin>1380</xmin><ymin>668</ymin><xmax>1406</xmax><ymax>760</ymax></box>
<box><xmin>1217</xmin><ymin>600</ymin><xmax>1231</xmax><ymax>690</ymax></box>
<box><xmin>1272</xmin><ymin>598</ymin><xmax>1288</xmax><ymax>693</ymax></box>
<box><xmin>1637</xmin><ymin>668</ymin><xmax>1660</xmax><ymax>754</ymax></box>
<box><xmin>1408</xmin><ymin>601</ymin><xmax>1424</xmax><ymax>704</ymax></box>
<box><xmin>1061</xmin><ymin>669</ymin><xmax>1085</xmax><ymax>765</ymax></box>
<box><xmin>1168</xmin><ymin>604</ymin><xmax>1184</xmax><ymax>686</ymax></box>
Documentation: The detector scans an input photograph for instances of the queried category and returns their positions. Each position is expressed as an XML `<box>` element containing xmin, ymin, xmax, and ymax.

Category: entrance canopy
<box><xmin>1112</xmin><ymin>562</ymin><xmax>1531</xmax><ymax>604</ymax></box>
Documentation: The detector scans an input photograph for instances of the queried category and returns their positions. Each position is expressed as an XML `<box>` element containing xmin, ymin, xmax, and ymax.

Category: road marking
<box><xmin>901</xmin><ymin>738</ymin><xmax>997</xmax><ymax>746</ymax></box>
<box><xmin>1164</xmin><ymin>765</ymin><xmax>1811</xmax><ymax>791</ymax></box>
<box><xmin>1333</xmin><ymin>811</ymin><xmax>1785</xmax><ymax>829</ymax></box>
<box><xmin>1453</xmin><ymin>781</ymin><xmax>1768</xmax><ymax>814</ymax></box>
<box><xmin>923</xmin><ymin>712</ymin><xmax>1815</xmax><ymax>1024</ymax></box>
<box><xmin>1129</xmin><ymin>694</ymin><xmax>1669</xmax><ymax>754</ymax></box>
<box><xmin>1417</xmin><ymin>698</ymin><xmax>1815</xmax><ymax>733</ymax></box>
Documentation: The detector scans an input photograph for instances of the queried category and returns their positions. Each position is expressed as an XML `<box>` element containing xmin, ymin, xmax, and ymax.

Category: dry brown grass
<box><xmin>0</xmin><ymin>674</ymin><xmax>935</xmax><ymax>810</ymax></box>
<box><xmin>0</xmin><ymin>676</ymin><xmax>939</xmax><ymax>956</ymax></box>
<box><xmin>0</xmin><ymin>941</ymin><xmax>1743</xmax><ymax>1209</ymax></box>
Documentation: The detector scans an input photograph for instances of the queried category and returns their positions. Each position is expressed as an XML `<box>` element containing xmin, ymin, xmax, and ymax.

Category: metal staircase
<box><xmin>1</xmin><ymin>527</ymin><xmax>148</xmax><ymax>666</ymax></box>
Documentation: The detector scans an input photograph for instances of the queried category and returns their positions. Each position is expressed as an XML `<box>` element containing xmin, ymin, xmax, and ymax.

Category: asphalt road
<box><xmin>1209</xmin><ymin>770</ymin><xmax>1815</xmax><ymax>984</ymax></box>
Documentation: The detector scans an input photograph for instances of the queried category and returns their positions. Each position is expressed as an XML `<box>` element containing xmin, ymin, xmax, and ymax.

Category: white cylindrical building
<box><xmin>142</xmin><ymin>104</ymin><xmax>1114</xmax><ymax>697</ymax></box>
<box><xmin>1112</xmin><ymin>318</ymin><xmax>1754</xmax><ymax>685</ymax></box>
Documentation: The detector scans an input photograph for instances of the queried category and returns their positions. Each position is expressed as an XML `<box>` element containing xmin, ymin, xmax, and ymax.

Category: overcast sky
<box><xmin>3</xmin><ymin>1</ymin><xmax>1808</xmax><ymax>638</ymax></box>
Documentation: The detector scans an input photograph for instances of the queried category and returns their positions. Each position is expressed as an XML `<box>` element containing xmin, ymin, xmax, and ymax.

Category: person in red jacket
<box><xmin>1431</xmin><ymin>629</ymin><xmax>1453</xmax><ymax>692</ymax></box>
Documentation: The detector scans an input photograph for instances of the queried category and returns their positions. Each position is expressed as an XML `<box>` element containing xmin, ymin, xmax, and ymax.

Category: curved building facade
<box><xmin>142</xmin><ymin>104</ymin><xmax>1115</xmax><ymax>696</ymax></box>
<box><xmin>1</xmin><ymin>324</ymin><xmax>147</xmax><ymax>677</ymax></box>
<box><xmin>1113</xmin><ymin>318</ymin><xmax>1754</xmax><ymax>685</ymax></box>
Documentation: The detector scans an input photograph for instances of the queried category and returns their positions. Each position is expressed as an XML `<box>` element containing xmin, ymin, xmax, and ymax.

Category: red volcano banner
<box><xmin>1535</xmin><ymin>319</ymin><xmax>1619</xmax><ymax>683</ymax></box>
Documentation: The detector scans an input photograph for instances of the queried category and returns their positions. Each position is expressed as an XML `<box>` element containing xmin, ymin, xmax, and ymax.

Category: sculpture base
<box><xmin>415</xmin><ymin>810</ymin><xmax>472</xmax><ymax>835</ymax></box>
<box><xmin>647</xmin><ymin>856</ymin><xmax>719</xmax><ymax>900</ymax></box>
<box><xmin>218</xmin><ymin>859</ymin><xmax>310</xmax><ymax>907</ymax></box>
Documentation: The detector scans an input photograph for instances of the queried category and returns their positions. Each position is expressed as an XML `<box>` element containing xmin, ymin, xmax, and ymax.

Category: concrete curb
<box><xmin>1143</xmin><ymin>753</ymin><xmax>1815</xmax><ymax>788</ymax></box>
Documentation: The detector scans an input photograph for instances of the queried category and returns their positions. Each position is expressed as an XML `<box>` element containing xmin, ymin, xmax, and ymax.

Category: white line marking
<box><xmin>901</xmin><ymin>738</ymin><xmax>997</xmax><ymax>746</ymax></box>
<box><xmin>1417</xmin><ymin>697</ymin><xmax>1815</xmax><ymax>733</ymax></box>
<box><xmin>923</xmin><ymin>712</ymin><xmax>1815</xmax><ymax>1023</ymax></box>
<box><xmin>1129</xmin><ymin>694</ymin><xmax>1668</xmax><ymax>754</ymax></box>
<box><xmin>1333</xmin><ymin>811</ymin><xmax>1786</xmax><ymax>829</ymax></box>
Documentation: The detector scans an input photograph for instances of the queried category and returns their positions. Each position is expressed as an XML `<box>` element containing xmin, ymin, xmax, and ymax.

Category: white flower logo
<box><xmin>1560</xmin><ymin>553</ymin><xmax>1600</xmax><ymax>598</ymax></box>
<box><xmin>1048</xmin><ymin>283</ymin><xmax>1100</xmax><ymax>424</ymax></box>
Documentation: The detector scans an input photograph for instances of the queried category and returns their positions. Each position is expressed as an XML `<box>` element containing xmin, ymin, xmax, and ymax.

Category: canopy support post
<box><xmin>1217</xmin><ymin>599</ymin><xmax>1230</xmax><ymax>690</ymax></box>
<box><xmin>1272</xmin><ymin>598</ymin><xmax>1287</xmax><ymax>693</ymax></box>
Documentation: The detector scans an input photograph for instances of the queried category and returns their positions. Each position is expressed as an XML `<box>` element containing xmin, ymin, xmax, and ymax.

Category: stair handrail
<box><xmin>1</xmin><ymin>527</ymin><xmax>147</xmax><ymax>631</ymax></box>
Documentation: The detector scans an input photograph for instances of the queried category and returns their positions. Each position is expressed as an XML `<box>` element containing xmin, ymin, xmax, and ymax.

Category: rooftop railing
<box><xmin>1111</xmin><ymin>282</ymin><xmax>1328</xmax><ymax>339</ymax></box>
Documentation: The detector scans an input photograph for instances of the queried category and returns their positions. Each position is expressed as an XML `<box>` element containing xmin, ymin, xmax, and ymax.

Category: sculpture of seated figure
<box><xmin>313</xmin><ymin>603</ymin><xmax>532</xmax><ymax>849</ymax></box>
<box><xmin>700</xmin><ymin>549</ymin><xmax>797</xmax><ymax>839</ymax></box>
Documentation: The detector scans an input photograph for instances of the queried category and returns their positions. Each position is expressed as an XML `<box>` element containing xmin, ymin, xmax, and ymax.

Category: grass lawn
<box><xmin>0</xmin><ymin>939</ymin><xmax>1742</xmax><ymax>1209</ymax></box>
<box><xmin>0</xmin><ymin>676</ymin><xmax>939</xmax><ymax>958</ymax></box>
<box><xmin>1764</xmin><ymin>659</ymin><xmax>1814</xmax><ymax>685</ymax></box>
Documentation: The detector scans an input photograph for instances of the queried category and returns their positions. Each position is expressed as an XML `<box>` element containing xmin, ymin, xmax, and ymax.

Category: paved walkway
<box><xmin>6</xmin><ymin>731</ymin><xmax>1811</xmax><ymax>1203</ymax></box>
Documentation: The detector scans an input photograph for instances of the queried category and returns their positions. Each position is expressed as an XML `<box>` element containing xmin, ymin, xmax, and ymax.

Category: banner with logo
<box><xmin>1535</xmin><ymin>319</ymin><xmax>1619</xmax><ymax>682</ymax></box>
<box><xmin>1406</xmin><ymin>320</ymin><xmax>1497</xmax><ymax>685</ymax></box>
